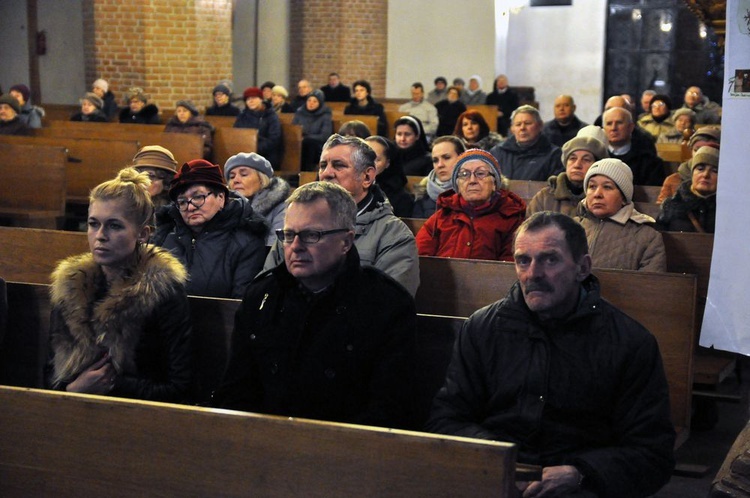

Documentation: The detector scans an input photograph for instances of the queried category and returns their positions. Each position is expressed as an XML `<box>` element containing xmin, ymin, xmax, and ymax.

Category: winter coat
<box><xmin>416</xmin><ymin>189</ymin><xmax>526</xmax><ymax>261</ymax></box>
<box><xmin>214</xmin><ymin>245</ymin><xmax>417</xmax><ymax>429</ymax></box>
<box><xmin>119</xmin><ymin>104</ymin><xmax>161</xmax><ymax>125</ymax></box>
<box><xmin>264</xmin><ymin>185</ymin><xmax>420</xmax><ymax>296</ymax></box>
<box><xmin>577</xmin><ymin>203</ymin><xmax>667</xmax><ymax>272</ymax></box>
<box><xmin>609</xmin><ymin>147</ymin><xmax>666</xmax><ymax>187</ymax></box>
<box><xmin>541</xmin><ymin>115</ymin><xmax>588</xmax><ymax>147</ymax></box>
<box><xmin>681</xmin><ymin>98</ymin><xmax>721</xmax><ymax>125</ymax></box>
<box><xmin>18</xmin><ymin>100</ymin><xmax>44</xmax><ymax>129</ymax></box>
<box><xmin>461</xmin><ymin>90</ymin><xmax>487</xmax><ymax>106</ymax></box>
<box><xmin>395</xmin><ymin>142</ymin><xmax>432</xmax><ymax>177</ymax></box>
<box><xmin>526</xmin><ymin>172</ymin><xmax>584</xmax><ymax>218</ymax></box>
<box><xmin>205</xmin><ymin>103</ymin><xmax>241</xmax><ymax>117</ymax></box>
<box><xmin>485</xmin><ymin>88</ymin><xmax>519</xmax><ymax>136</ymax></box>
<box><xmin>398</xmin><ymin>100</ymin><xmax>439</xmax><ymax>137</ymax></box>
<box><xmin>466</xmin><ymin>131</ymin><xmax>504</xmax><ymax>152</ymax></box>
<box><xmin>244</xmin><ymin>176</ymin><xmax>291</xmax><ymax>246</ymax></box>
<box><xmin>153</xmin><ymin>192</ymin><xmax>268</xmax><ymax>298</ymax></box>
<box><xmin>320</xmin><ymin>84</ymin><xmax>351</xmax><ymax>103</ymax></box>
<box><xmin>376</xmin><ymin>163</ymin><xmax>413</xmax><ymax>218</ymax></box>
<box><xmin>637</xmin><ymin>114</ymin><xmax>676</xmax><ymax>141</ymax></box>
<box><xmin>657</xmin><ymin>179</ymin><xmax>716</xmax><ymax>233</ymax></box>
<box><xmin>292</xmin><ymin>103</ymin><xmax>333</xmax><ymax>143</ymax></box>
<box><xmin>46</xmin><ymin>245</ymin><xmax>193</xmax><ymax>403</ymax></box>
<box><xmin>435</xmin><ymin>99</ymin><xmax>467</xmax><ymax>137</ymax></box>
<box><xmin>0</xmin><ymin>117</ymin><xmax>31</xmax><ymax>135</ymax></box>
<box><xmin>233</xmin><ymin>106</ymin><xmax>283</xmax><ymax>168</ymax></box>
<box><xmin>426</xmin><ymin>276</ymin><xmax>676</xmax><ymax>498</ymax></box>
<box><xmin>344</xmin><ymin>96</ymin><xmax>387</xmax><ymax>136</ymax></box>
<box><xmin>164</xmin><ymin>115</ymin><xmax>215</xmax><ymax>160</ymax></box>
<box><xmin>101</xmin><ymin>91</ymin><xmax>119</xmax><ymax>120</ymax></box>
<box><xmin>489</xmin><ymin>134</ymin><xmax>563</xmax><ymax>181</ymax></box>
<box><xmin>71</xmin><ymin>110</ymin><xmax>108</xmax><ymax>122</ymax></box>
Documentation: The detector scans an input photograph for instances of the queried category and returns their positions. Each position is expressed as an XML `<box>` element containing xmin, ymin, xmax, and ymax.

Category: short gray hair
<box><xmin>286</xmin><ymin>181</ymin><xmax>356</xmax><ymax>230</ymax></box>
<box><xmin>510</xmin><ymin>105</ymin><xmax>543</xmax><ymax>126</ymax></box>
<box><xmin>602</xmin><ymin>106</ymin><xmax>633</xmax><ymax>125</ymax></box>
<box><xmin>322</xmin><ymin>134</ymin><xmax>377</xmax><ymax>175</ymax></box>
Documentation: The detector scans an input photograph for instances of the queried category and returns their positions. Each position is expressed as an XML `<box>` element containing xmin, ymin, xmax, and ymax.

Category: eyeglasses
<box><xmin>456</xmin><ymin>169</ymin><xmax>495</xmax><ymax>181</ymax></box>
<box><xmin>276</xmin><ymin>228</ymin><xmax>349</xmax><ymax>245</ymax></box>
<box><xmin>175</xmin><ymin>192</ymin><xmax>215</xmax><ymax>211</ymax></box>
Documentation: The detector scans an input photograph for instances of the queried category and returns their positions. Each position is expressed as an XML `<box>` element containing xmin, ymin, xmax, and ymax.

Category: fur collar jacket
<box><xmin>49</xmin><ymin>245</ymin><xmax>188</xmax><ymax>388</ymax></box>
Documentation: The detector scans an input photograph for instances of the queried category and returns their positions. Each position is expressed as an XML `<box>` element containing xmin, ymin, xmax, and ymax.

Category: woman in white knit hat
<box><xmin>576</xmin><ymin>158</ymin><xmax>666</xmax><ymax>271</ymax></box>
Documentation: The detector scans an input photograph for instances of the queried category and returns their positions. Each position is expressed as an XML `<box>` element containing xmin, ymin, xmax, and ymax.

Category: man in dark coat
<box><xmin>542</xmin><ymin>94</ymin><xmax>588</xmax><ymax>147</ymax></box>
<box><xmin>215</xmin><ymin>181</ymin><xmax>416</xmax><ymax>429</ymax></box>
<box><xmin>320</xmin><ymin>72</ymin><xmax>351</xmax><ymax>102</ymax></box>
<box><xmin>426</xmin><ymin>212</ymin><xmax>675</xmax><ymax>498</ymax></box>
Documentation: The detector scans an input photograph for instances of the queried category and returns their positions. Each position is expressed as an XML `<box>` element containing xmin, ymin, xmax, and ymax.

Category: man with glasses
<box><xmin>263</xmin><ymin>134</ymin><xmax>419</xmax><ymax>296</ymax></box>
<box><xmin>416</xmin><ymin>149</ymin><xmax>526</xmax><ymax>261</ymax></box>
<box><xmin>680</xmin><ymin>86</ymin><xmax>721</xmax><ymax>124</ymax></box>
<box><xmin>215</xmin><ymin>181</ymin><xmax>417</xmax><ymax>429</ymax></box>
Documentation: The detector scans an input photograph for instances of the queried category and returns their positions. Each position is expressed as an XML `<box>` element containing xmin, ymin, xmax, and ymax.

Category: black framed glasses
<box><xmin>276</xmin><ymin>228</ymin><xmax>350</xmax><ymax>245</ymax></box>
<box><xmin>175</xmin><ymin>192</ymin><xmax>215</xmax><ymax>211</ymax></box>
<box><xmin>456</xmin><ymin>169</ymin><xmax>495</xmax><ymax>181</ymax></box>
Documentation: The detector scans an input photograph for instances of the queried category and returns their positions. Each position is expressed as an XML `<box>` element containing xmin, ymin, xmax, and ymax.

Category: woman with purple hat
<box><xmin>416</xmin><ymin>149</ymin><xmax>526</xmax><ymax>261</ymax></box>
<box><xmin>153</xmin><ymin>159</ymin><xmax>267</xmax><ymax>298</ymax></box>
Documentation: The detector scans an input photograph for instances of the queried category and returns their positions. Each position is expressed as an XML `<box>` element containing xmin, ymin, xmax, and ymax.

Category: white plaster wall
<box><xmin>38</xmin><ymin>0</ymin><xmax>85</xmax><ymax>104</ymax></box>
<box><xmin>386</xmin><ymin>0</ymin><xmax>496</xmax><ymax>99</ymax></box>
<box><xmin>233</xmin><ymin>0</ymin><xmax>257</xmax><ymax>92</ymax></box>
<box><xmin>257</xmin><ymin>0</ymin><xmax>289</xmax><ymax>89</ymax></box>
<box><xmin>505</xmin><ymin>0</ymin><xmax>607</xmax><ymax>123</ymax></box>
<box><xmin>0</xmin><ymin>0</ymin><xmax>31</xmax><ymax>96</ymax></box>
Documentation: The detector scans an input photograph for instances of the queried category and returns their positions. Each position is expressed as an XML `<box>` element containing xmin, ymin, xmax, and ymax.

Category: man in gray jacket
<box><xmin>263</xmin><ymin>134</ymin><xmax>419</xmax><ymax>296</ymax></box>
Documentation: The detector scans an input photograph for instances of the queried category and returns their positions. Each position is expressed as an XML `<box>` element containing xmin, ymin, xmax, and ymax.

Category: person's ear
<box><xmin>576</xmin><ymin>254</ymin><xmax>592</xmax><ymax>282</ymax></box>
<box><xmin>341</xmin><ymin>230</ymin><xmax>355</xmax><ymax>254</ymax></box>
<box><xmin>138</xmin><ymin>224</ymin><xmax>152</xmax><ymax>243</ymax></box>
<box><xmin>361</xmin><ymin>166</ymin><xmax>377</xmax><ymax>190</ymax></box>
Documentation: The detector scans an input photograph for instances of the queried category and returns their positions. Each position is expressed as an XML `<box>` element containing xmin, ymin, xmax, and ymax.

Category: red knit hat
<box><xmin>243</xmin><ymin>87</ymin><xmax>262</xmax><ymax>100</ymax></box>
<box><xmin>169</xmin><ymin>159</ymin><xmax>228</xmax><ymax>201</ymax></box>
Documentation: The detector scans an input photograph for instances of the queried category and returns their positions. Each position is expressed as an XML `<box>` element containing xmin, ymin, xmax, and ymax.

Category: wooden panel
<box><xmin>0</xmin><ymin>227</ymin><xmax>88</xmax><ymax>284</ymax></box>
<box><xmin>0</xmin><ymin>386</ymin><xmax>519</xmax><ymax>497</ymax></box>
<box><xmin>466</xmin><ymin>104</ymin><xmax>499</xmax><ymax>133</ymax></box>
<box><xmin>202</xmin><ymin>115</ymin><xmax>236</xmax><ymax>129</ymax></box>
<box><xmin>280</xmin><ymin>123</ymin><xmax>303</xmax><ymax>173</ymax></box>
<box><xmin>299</xmin><ymin>171</ymin><xmax>318</xmax><ymax>186</ymax></box>
<box><xmin>332</xmin><ymin>114</ymin><xmax>379</xmax><ymax>137</ymax></box>
<box><xmin>213</xmin><ymin>127</ymin><xmax>258</xmax><ymax>168</ymax></box>
<box><xmin>656</xmin><ymin>142</ymin><xmax>691</xmax><ymax>163</ymax></box>
<box><xmin>384</xmin><ymin>110</ymin><xmax>409</xmax><ymax>139</ymax></box>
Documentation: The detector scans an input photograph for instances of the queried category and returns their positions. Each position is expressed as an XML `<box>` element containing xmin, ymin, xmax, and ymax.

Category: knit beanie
<box><xmin>272</xmin><ymin>85</ymin><xmax>289</xmax><ymax>98</ymax></box>
<box><xmin>576</xmin><ymin>125</ymin><xmax>609</xmax><ymax>147</ymax></box>
<box><xmin>672</xmin><ymin>108</ymin><xmax>696</xmax><ymax>122</ymax></box>
<box><xmin>132</xmin><ymin>145</ymin><xmax>178</xmax><ymax>175</ymax></box>
<box><xmin>649</xmin><ymin>94</ymin><xmax>673</xmax><ymax>112</ymax></box>
<box><xmin>224</xmin><ymin>152</ymin><xmax>274</xmax><ymax>182</ymax></box>
<box><xmin>307</xmin><ymin>89</ymin><xmax>326</xmax><ymax>105</ymax></box>
<box><xmin>243</xmin><ymin>87</ymin><xmax>262</xmax><ymax>100</ymax></box>
<box><xmin>690</xmin><ymin>146</ymin><xmax>720</xmax><ymax>172</ymax></box>
<box><xmin>688</xmin><ymin>126</ymin><xmax>721</xmax><ymax>149</ymax></box>
<box><xmin>451</xmin><ymin>149</ymin><xmax>503</xmax><ymax>191</ymax></box>
<box><xmin>213</xmin><ymin>84</ymin><xmax>231</xmax><ymax>97</ymax></box>
<box><xmin>169</xmin><ymin>159</ymin><xmax>228</xmax><ymax>201</ymax></box>
<box><xmin>176</xmin><ymin>100</ymin><xmax>199</xmax><ymax>116</ymax></box>
<box><xmin>127</xmin><ymin>87</ymin><xmax>147</xmax><ymax>104</ymax></box>
<box><xmin>9</xmin><ymin>84</ymin><xmax>30</xmax><ymax>103</ymax></box>
<box><xmin>561</xmin><ymin>134</ymin><xmax>609</xmax><ymax>165</ymax></box>
<box><xmin>93</xmin><ymin>78</ymin><xmax>109</xmax><ymax>93</ymax></box>
<box><xmin>0</xmin><ymin>94</ymin><xmax>21</xmax><ymax>114</ymax></box>
<box><xmin>584</xmin><ymin>158</ymin><xmax>634</xmax><ymax>203</ymax></box>
<box><xmin>81</xmin><ymin>92</ymin><xmax>104</xmax><ymax>110</ymax></box>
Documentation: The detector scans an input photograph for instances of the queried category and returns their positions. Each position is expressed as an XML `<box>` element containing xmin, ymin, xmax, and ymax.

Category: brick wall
<box><xmin>289</xmin><ymin>0</ymin><xmax>388</xmax><ymax>99</ymax></box>
<box><xmin>82</xmin><ymin>0</ymin><xmax>232</xmax><ymax>112</ymax></box>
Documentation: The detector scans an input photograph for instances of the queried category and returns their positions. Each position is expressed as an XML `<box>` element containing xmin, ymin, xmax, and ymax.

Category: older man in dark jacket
<box><xmin>215</xmin><ymin>182</ymin><xmax>416</xmax><ymax>429</ymax></box>
<box><xmin>427</xmin><ymin>212</ymin><xmax>675</xmax><ymax>498</ymax></box>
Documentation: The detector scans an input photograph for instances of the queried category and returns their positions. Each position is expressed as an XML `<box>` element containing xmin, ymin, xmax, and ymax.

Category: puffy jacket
<box><xmin>526</xmin><ymin>172</ymin><xmax>584</xmax><ymax>218</ymax></box>
<box><xmin>427</xmin><ymin>276</ymin><xmax>676</xmax><ymax>498</ymax></box>
<box><xmin>233</xmin><ymin>106</ymin><xmax>283</xmax><ymax>167</ymax></box>
<box><xmin>243</xmin><ymin>176</ymin><xmax>291</xmax><ymax>246</ymax></box>
<box><xmin>489</xmin><ymin>134</ymin><xmax>563</xmax><ymax>181</ymax></box>
<box><xmin>416</xmin><ymin>189</ymin><xmax>526</xmax><ymax>261</ymax></box>
<box><xmin>657</xmin><ymin>179</ymin><xmax>716</xmax><ymax>233</ymax></box>
<box><xmin>153</xmin><ymin>192</ymin><xmax>268</xmax><ymax>298</ymax></box>
<box><xmin>292</xmin><ymin>103</ymin><xmax>333</xmax><ymax>143</ymax></box>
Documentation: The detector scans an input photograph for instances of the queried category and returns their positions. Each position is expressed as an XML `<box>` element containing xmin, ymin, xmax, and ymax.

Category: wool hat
<box><xmin>672</xmin><ymin>107</ymin><xmax>696</xmax><ymax>122</ymax></box>
<box><xmin>169</xmin><ymin>159</ymin><xmax>228</xmax><ymax>201</ymax></box>
<box><xmin>132</xmin><ymin>145</ymin><xmax>178</xmax><ymax>175</ymax></box>
<box><xmin>127</xmin><ymin>87</ymin><xmax>147</xmax><ymax>103</ymax></box>
<box><xmin>176</xmin><ymin>100</ymin><xmax>199</xmax><ymax>116</ymax></box>
<box><xmin>9</xmin><ymin>84</ymin><xmax>30</xmax><ymax>103</ymax></box>
<box><xmin>688</xmin><ymin>126</ymin><xmax>721</xmax><ymax>149</ymax></box>
<box><xmin>453</xmin><ymin>78</ymin><xmax>465</xmax><ymax>86</ymax></box>
<box><xmin>213</xmin><ymin>83</ymin><xmax>231</xmax><ymax>96</ymax></box>
<box><xmin>307</xmin><ymin>89</ymin><xmax>325</xmax><ymax>105</ymax></box>
<box><xmin>0</xmin><ymin>94</ymin><xmax>21</xmax><ymax>114</ymax></box>
<box><xmin>271</xmin><ymin>85</ymin><xmax>289</xmax><ymax>98</ymax></box>
<box><xmin>561</xmin><ymin>133</ymin><xmax>609</xmax><ymax>165</ymax></box>
<box><xmin>92</xmin><ymin>78</ymin><xmax>109</xmax><ymax>93</ymax></box>
<box><xmin>81</xmin><ymin>92</ymin><xmax>104</xmax><ymax>110</ymax></box>
<box><xmin>576</xmin><ymin>125</ymin><xmax>609</xmax><ymax>147</ymax></box>
<box><xmin>243</xmin><ymin>87</ymin><xmax>262</xmax><ymax>100</ymax></box>
<box><xmin>434</xmin><ymin>76</ymin><xmax>447</xmax><ymax>86</ymax></box>
<box><xmin>584</xmin><ymin>158</ymin><xmax>634</xmax><ymax>203</ymax></box>
<box><xmin>649</xmin><ymin>94</ymin><xmax>673</xmax><ymax>111</ymax></box>
<box><xmin>451</xmin><ymin>148</ymin><xmax>503</xmax><ymax>191</ymax></box>
<box><xmin>223</xmin><ymin>152</ymin><xmax>274</xmax><ymax>182</ymax></box>
<box><xmin>690</xmin><ymin>146</ymin><xmax>720</xmax><ymax>171</ymax></box>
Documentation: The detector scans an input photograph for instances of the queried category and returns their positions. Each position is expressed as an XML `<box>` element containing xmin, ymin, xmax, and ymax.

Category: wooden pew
<box><xmin>656</xmin><ymin>142</ymin><xmax>691</xmax><ymax>164</ymax></box>
<box><xmin>36</xmin><ymin>120</ymin><xmax>205</xmax><ymax>165</ymax></box>
<box><xmin>0</xmin><ymin>277</ymin><xmax>6</xmax><ymax>345</ymax></box>
<box><xmin>40</xmin><ymin>103</ymin><xmax>79</xmax><ymax>123</ymax></box>
<box><xmin>0</xmin><ymin>143</ymin><xmax>67</xmax><ymax>229</ymax></box>
<box><xmin>414</xmin><ymin>256</ymin><xmax>695</xmax><ymax>446</ymax></box>
<box><xmin>384</xmin><ymin>109</ymin><xmax>408</xmax><ymax>139</ymax></box>
<box><xmin>0</xmin><ymin>135</ymin><xmax>140</xmax><ymax>204</ymax></box>
<box><xmin>0</xmin><ymin>227</ymin><xmax>88</xmax><ymax>285</ymax></box>
<box><xmin>0</xmin><ymin>385</ymin><xmax>521</xmax><ymax>497</ymax></box>
<box><xmin>212</xmin><ymin>127</ymin><xmax>258</xmax><ymax>167</ymax></box>
<box><xmin>280</xmin><ymin>122</ymin><xmax>303</xmax><ymax>173</ymax></box>
<box><xmin>202</xmin><ymin>115</ymin><xmax>236</xmax><ymax>129</ymax></box>
<box><xmin>332</xmin><ymin>114</ymin><xmax>379</xmax><ymax>136</ymax></box>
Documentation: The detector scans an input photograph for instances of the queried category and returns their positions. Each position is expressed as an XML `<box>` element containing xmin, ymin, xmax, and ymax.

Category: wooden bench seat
<box><xmin>0</xmin><ymin>385</ymin><xmax>522</xmax><ymax>497</ymax></box>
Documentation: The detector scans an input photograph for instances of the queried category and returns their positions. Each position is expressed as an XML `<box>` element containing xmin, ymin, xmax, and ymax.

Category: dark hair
<box><xmin>434</xmin><ymin>77</ymin><xmax>447</xmax><ymax>86</ymax></box>
<box><xmin>513</xmin><ymin>212</ymin><xmax>589</xmax><ymax>261</ymax></box>
<box><xmin>447</xmin><ymin>85</ymin><xmax>462</xmax><ymax>97</ymax></box>
<box><xmin>411</xmin><ymin>82</ymin><xmax>424</xmax><ymax>91</ymax></box>
<box><xmin>338</xmin><ymin>120</ymin><xmax>372</xmax><ymax>139</ymax></box>
<box><xmin>394</xmin><ymin>115</ymin><xmax>428</xmax><ymax>150</ymax></box>
<box><xmin>260</xmin><ymin>81</ymin><xmax>275</xmax><ymax>91</ymax></box>
<box><xmin>431</xmin><ymin>135</ymin><xmax>467</xmax><ymax>156</ymax></box>
<box><xmin>649</xmin><ymin>94</ymin><xmax>673</xmax><ymax>112</ymax></box>
<box><xmin>453</xmin><ymin>110</ymin><xmax>490</xmax><ymax>140</ymax></box>
<box><xmin>328</xmin><ymin>72</ymin><xmax>340</xmax><ymax>78</ymax></box>
<box><xmin>352</xmin><ymin>80</ymin><xmax>372</xmax><ymax>96</ymax></box>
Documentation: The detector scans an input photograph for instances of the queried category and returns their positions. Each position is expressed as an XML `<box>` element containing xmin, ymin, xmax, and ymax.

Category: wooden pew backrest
<box><xmin>213</xmin><ymin>127</ymin><xmax>258</xmax><ymax>167</ymax></box>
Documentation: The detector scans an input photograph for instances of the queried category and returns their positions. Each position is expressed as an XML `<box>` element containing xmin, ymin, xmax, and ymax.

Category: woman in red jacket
<box><xmin>416</xmin><ymin>149</ymin><xmax>526</xmax><ymax>261</ymax></box>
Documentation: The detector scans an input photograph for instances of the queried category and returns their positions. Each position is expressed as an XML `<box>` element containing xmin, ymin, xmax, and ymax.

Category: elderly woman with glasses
<box><xmin>152</xmin><ymin>159</ymin><xmax>268</xmax><ymax>298</ymax></box>
<box><xmin>416</xmin><ymin>149</ymin><xmax>526</xmax><ymax>261</ymax></box>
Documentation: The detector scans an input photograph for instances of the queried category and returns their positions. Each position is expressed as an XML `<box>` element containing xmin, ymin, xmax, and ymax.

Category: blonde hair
<box><xmin>89</xmin><ymin>167</ymin><xmax>154</xmax><ymax>228</ymax></box>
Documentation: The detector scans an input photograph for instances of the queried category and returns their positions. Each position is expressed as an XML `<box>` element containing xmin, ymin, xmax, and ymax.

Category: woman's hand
<box><xmin>66</xmin><ymin>354</ymin><xmax>117</xmax><ymax>394</ymax></box>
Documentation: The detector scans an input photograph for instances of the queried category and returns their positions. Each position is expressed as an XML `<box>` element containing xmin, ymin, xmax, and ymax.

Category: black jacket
<box><xmin>344</xmin><ymin>96</ymin><xmax>387</xmax><ymax>136</ymax></box>
<box><xmin>214</xmin><ymin>246</ymin><xmax>417</xmax><ymax>429</ymax></box>
<box><xmin>427</xmin><ymin>276</ymin><xmax>675</xmax><ymax>498</ymax></box>
<box><xmin>233</xmin><ymin>106</ymin><xmax>283</xmax><ymax>167</ymax></box>
<box><xmin>657</xmin><ymin>179</ymin><xmax>716</xmax><ymax>233</ymax></box>
<box><xmin>119</xmin><ymin>103</ymin><xmax>161</xmax><ymax>124</ymax></box>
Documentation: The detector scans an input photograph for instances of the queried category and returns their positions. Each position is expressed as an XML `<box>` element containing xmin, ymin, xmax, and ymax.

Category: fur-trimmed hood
<box><xmin>49</xmin><ymin>244</ymin><xmax>187</xmax><ymax>387</ymax></box>
<box><xmin>251</xmin><ymin>176</ymin><xmax>291</xmax><ymax>217</ymax></box>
